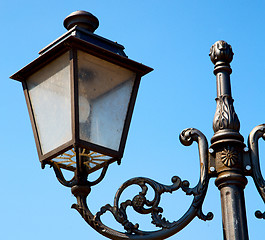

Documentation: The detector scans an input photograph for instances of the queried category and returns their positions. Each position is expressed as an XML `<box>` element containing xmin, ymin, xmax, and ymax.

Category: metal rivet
<box><xmin>209</xmin><ymin>148</ymin><xmax>214</xmax><ymax>153</ymax></box>
<box><xmin>246</xmin><ymin>165</ymin><xmax>251</xmax><ymax>171</ymax></box>
<box><xmin>210</xmin><ymin>167</ymin><xmax>216</xmax><ymax>172</ymax></box>
<box><xmin>244</xmin><ymin>147</ymin><xmax>249</xmax><ymax>152</ymax></box>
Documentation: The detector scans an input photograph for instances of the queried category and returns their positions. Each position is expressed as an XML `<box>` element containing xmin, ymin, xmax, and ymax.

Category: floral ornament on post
<box><xmin>221</xmin><ymin>147</ymin><xmax>238</xmax><ymax>167</ymax></box>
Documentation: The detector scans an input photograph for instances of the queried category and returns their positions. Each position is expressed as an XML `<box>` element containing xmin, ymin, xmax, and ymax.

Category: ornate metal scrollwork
<box><xmin>179</xmin><ymin>128</ymin><xmax>213</xmax><ymax>221</ymax></box>
<box><xmin>248</xmin><ymin>124</ymin><xmax>265</xmax><ymax>219</ymax></box>
<box><xmin>68</xmin><ymin>128</ymin><xmax>212</xmax><ymax>240</ymax></box>
<box><xmin>96</xmin><ymin>176</ymin><xmax>182</xmax><ymax>232</ymax></box>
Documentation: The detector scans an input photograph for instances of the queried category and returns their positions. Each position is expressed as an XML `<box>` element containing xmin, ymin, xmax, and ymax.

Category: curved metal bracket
<box><xmin>71</xmin><ymin>128</ymin><xmax>212</xmax><ymax>239</ymax></box>
<box><xmin>179</xmin><ymin>128</ymin><xmax>213</xmax><ymax>220</ymax></box>
<box><xmin>87</xmin><ymin>163</ymin><xmax>110</xmax><ymax>186</ymax></box>
<box><xmin>50</xmin><ymin>161</ymin><xmax>77</xmax><ymax>187</ymax></box>
<box><xmin>248</xmin><ymin>124</ymin><xmax>265</xmax><ymax>219</ymax></box>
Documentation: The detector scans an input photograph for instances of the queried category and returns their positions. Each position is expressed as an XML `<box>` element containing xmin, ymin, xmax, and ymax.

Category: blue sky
<box><xmin>1</xmin><ymin>1</ymin><xmax>265</xmax><ymax>239</ymax></box>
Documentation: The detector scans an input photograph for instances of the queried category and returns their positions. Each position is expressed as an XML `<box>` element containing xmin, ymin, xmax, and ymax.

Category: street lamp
<box><xmin>10</xmin><ymin>11</ymin><xmax>265</xmax><ymax>240</ymax></box>
<box><xmin>10</xmin><ymin>10</ymin><xmax>152</xmax><ymax>177</ymax></box>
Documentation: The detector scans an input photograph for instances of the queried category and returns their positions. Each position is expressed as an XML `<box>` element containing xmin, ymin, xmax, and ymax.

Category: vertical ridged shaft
<box><xmin>220</xmin><ymin>186</ymin><xmax>248</xmax><ymax>239</ymax></box>
<box><xmin>210</xmin><ymin>40</ymin><xmax>249</xmax><ymax>240</ymax></box>
<box><xmin>216</xmin><ymin>172</ymin><xmax>249</xmax><ymax>240</ymax></box>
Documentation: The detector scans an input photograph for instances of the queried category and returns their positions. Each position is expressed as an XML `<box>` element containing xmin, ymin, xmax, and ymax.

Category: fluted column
<box><xmin>209</xmin><ymin>41</ymin><xmax>249</xmax><ymax>240</ymax></box>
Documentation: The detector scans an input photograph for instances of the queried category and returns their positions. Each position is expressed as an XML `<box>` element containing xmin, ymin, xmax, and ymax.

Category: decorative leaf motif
<box><xmin>213</xmin><ymin>95</ymin><xmax>240</xmax><ymax>133</ymax></box>
<box><xmin>151</xmin><ymin>210</ymin><xmax>175</xmax><ymax>229</ymax></box>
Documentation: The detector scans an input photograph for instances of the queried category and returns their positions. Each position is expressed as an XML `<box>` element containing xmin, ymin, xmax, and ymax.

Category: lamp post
<box><xmin>10</xmin><ymin>11</ymin><xmax>265</xmax><ymax>240</ymax></box>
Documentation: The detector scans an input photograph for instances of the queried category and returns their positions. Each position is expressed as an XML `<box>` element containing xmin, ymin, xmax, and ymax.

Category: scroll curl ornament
<box><xmin>248</xmin><ymin>124</ymin><xmax>265</xmax><ymax>219</ymax></box>
<box><xmin>69</xmin><ymin>128</ymin><xmax>212</xmax><ymax>240</ymax></box>
<box><xmin>179</xmin><ymin>128</ymin><xmax>213</xmax><ymax>221</ymax></box>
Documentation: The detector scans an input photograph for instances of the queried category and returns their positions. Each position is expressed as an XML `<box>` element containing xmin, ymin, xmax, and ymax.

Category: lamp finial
<box><xmin>64</xmin><ymin>10</ymin><xmax>99</xmax><ymax>32</ymax></box>
<box><xmin>209</xmin><ymin>40</ymin><xmax>234</xmax><ymax>66</ymax></box>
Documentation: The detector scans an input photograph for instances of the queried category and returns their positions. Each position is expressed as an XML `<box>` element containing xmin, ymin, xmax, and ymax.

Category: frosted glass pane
<box><xmin>78</xmin><ymin>51</ymin><xmax>136</xmax><ymax>151</ymax></box>
<box><xmin>27</xmin><ymin>53</ymin><xmax>72</xmax><ymax>155</ymax></box>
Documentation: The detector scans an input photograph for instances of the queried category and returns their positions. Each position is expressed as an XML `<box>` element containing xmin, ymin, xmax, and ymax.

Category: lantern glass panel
<box><xmin>77</xmin><ymin>51</ymin><xmax>136</xmax><ymax>151</ymax></box>
<box><xmin>27</xmin><ymin>52</ymin><xmax>72</xmax><ymax>155</ymax></box>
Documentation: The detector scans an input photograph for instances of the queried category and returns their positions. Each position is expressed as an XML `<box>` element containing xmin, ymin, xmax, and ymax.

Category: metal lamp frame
<box><xmin>10</xmin><ymin>13</ymin><xmax>152</xmax><ymax>173</ymax></box>
<box><xmin>10</xmin><ymin>11</ymin><xmax>265</xmax><ymax>240</ymax></box>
